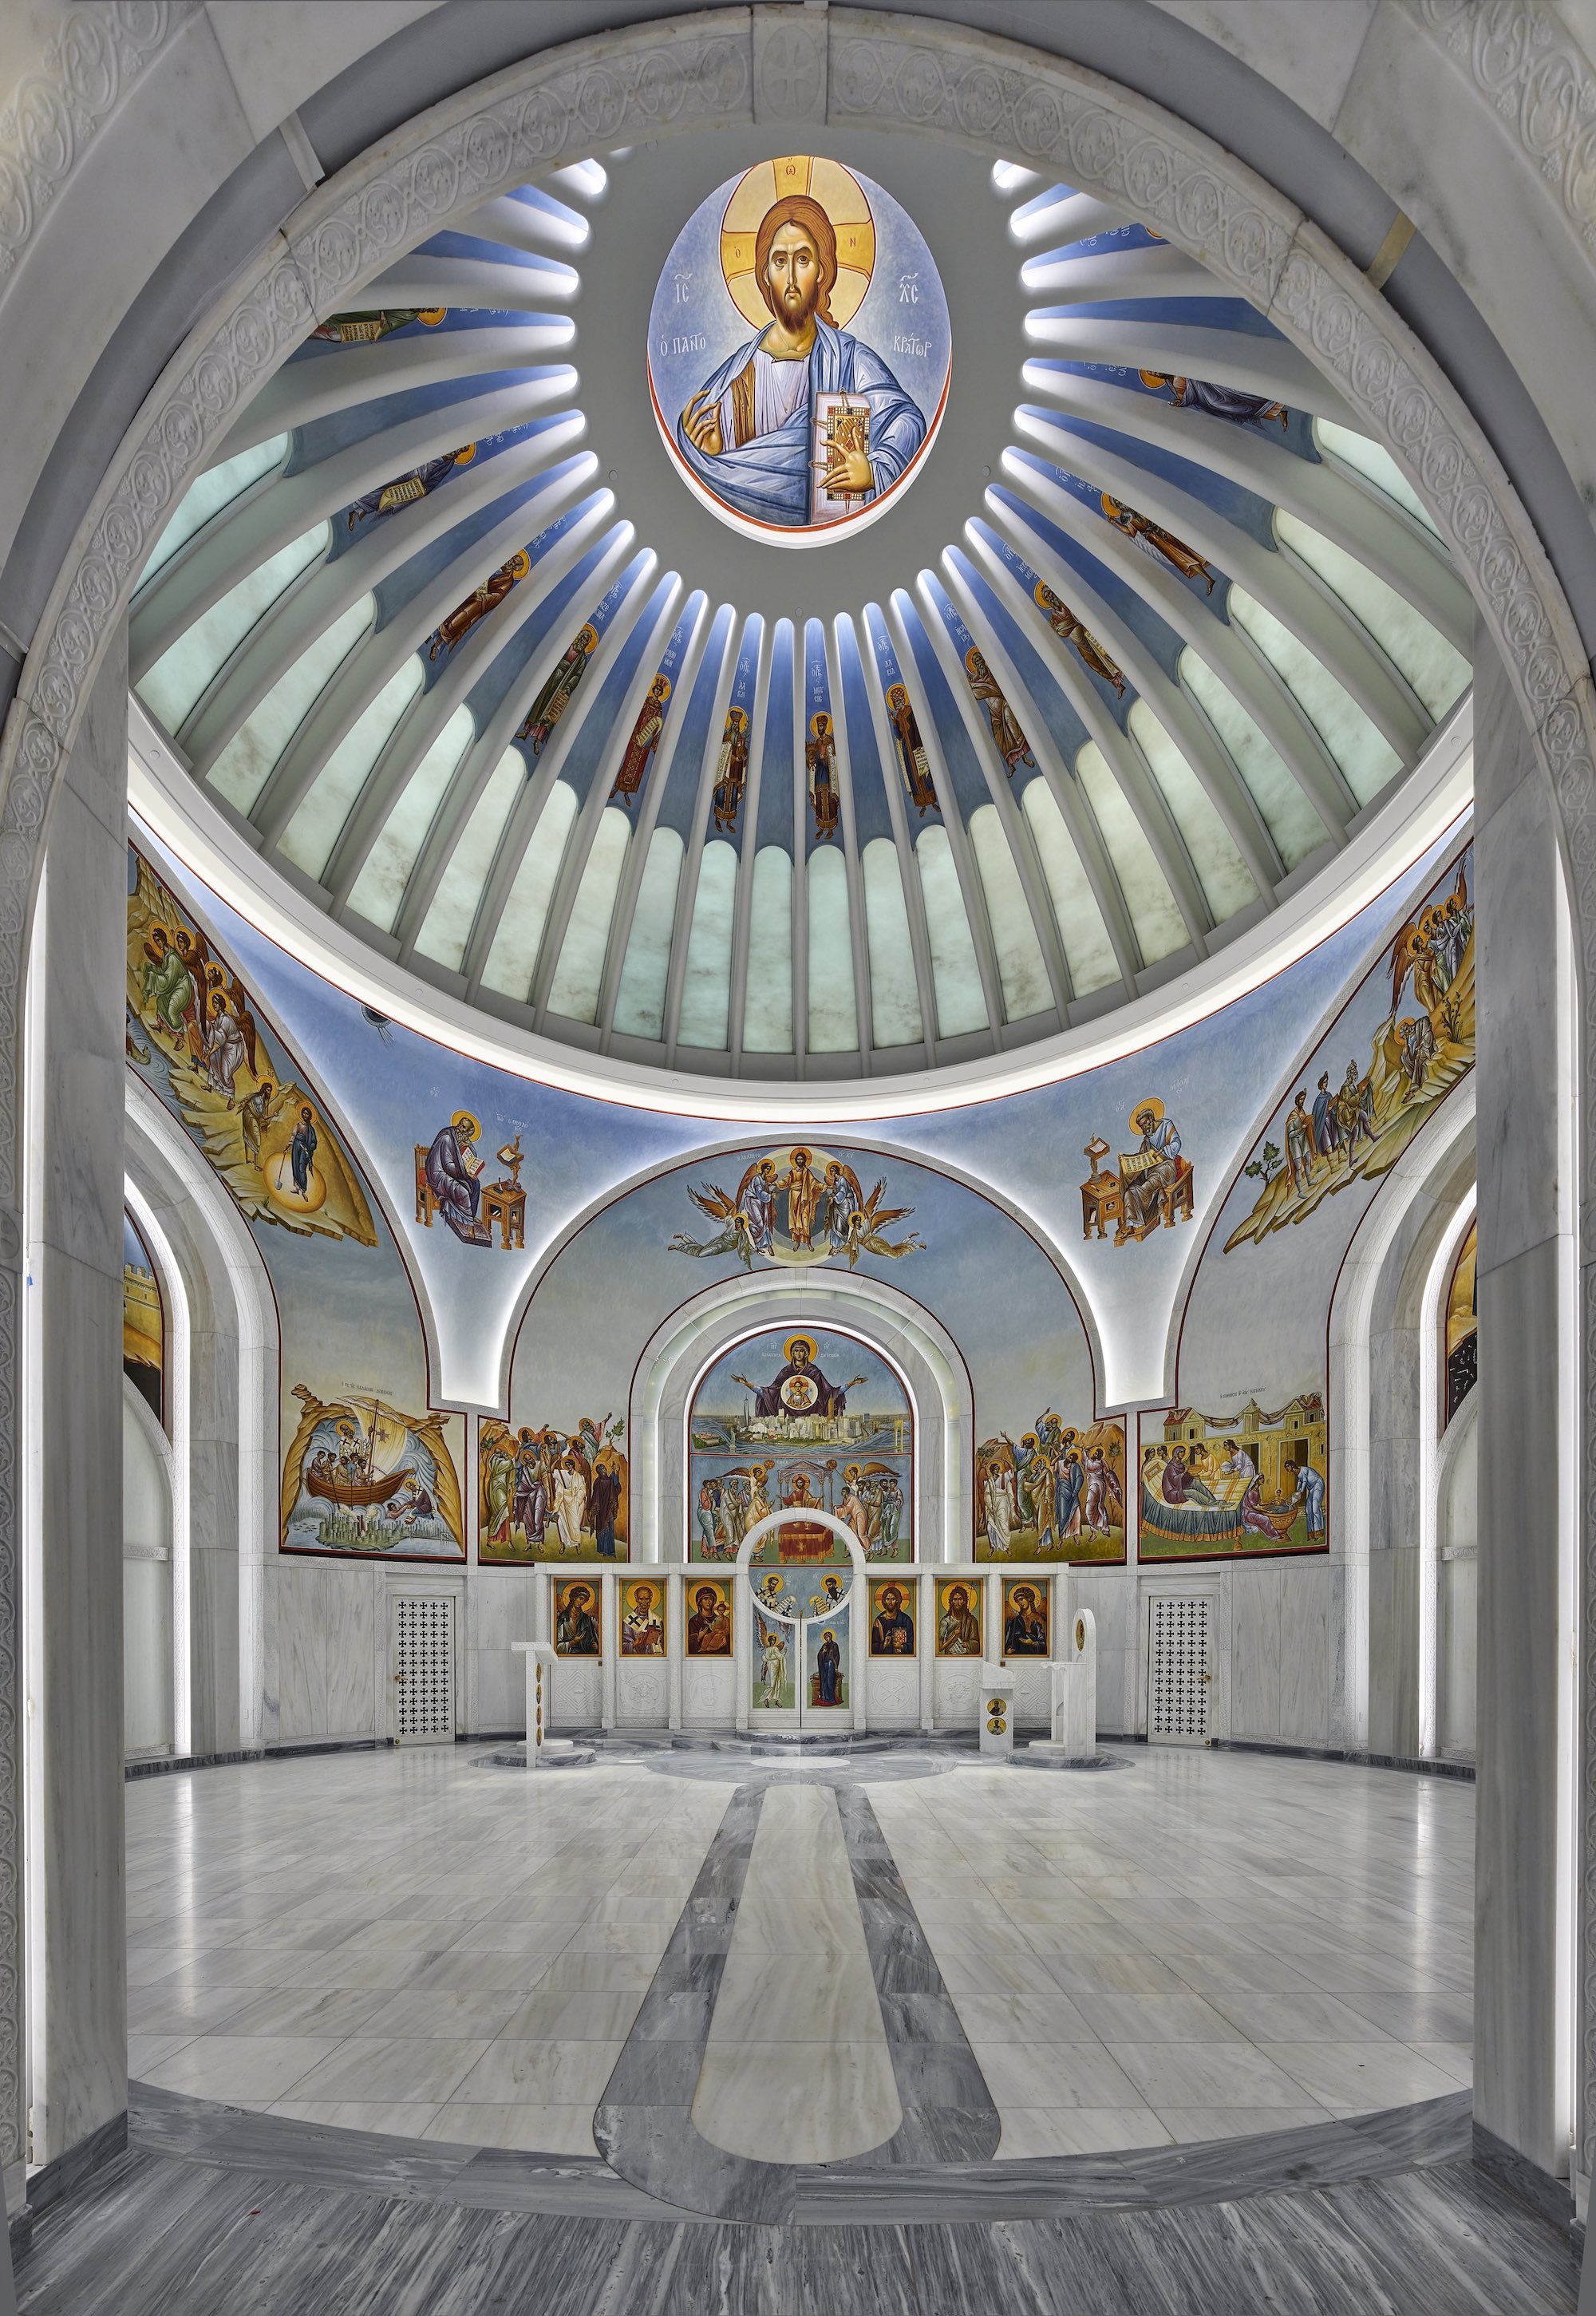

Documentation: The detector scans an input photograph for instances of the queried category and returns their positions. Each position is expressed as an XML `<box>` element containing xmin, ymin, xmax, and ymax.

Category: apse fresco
<box><xmin>974</xmin><ymin>1417</ymin><xmax>1126</xmax><ymax>1563</ymax></box>
<box><xmin>478</xmin><ymin>1414</ymin><xmax>629</xmax><ymax>1563</ymax></box>
<box><xmin>650</xmin><ymin>154</ymin><xmax>950</xmax><ymax>536</ymax></box>
<box><xmin>281</xmin><ymin>1386</ymin><xmax>464</xmax><ymax>1558</ymax></box>
<box><xmin>670</xmin><ymin>1144</ymin><xmax>925</xmax><ymax>1270</ymax></box>
<box><xmin>689</xmin><ymin>1328</ymin><xmax>911</xmax><ymax>1563</ymax></box>
<box><xmin>1444</xmin><ymin>1221</ymin><xmax>1478</xmax><ymax>1429</ymax></box>
<box><xmin>1079</xmin><ymin>1097</ymin><xmax>1193</xmax><ymax>1246</ymax></box>
<box><xmin>512</xmin><ymin>1144</ymin><xmax>1100</xmax><ymax>1542</ymax></box>
<box><xmin>127</xmin><ymin>846</ymin><xmax>376</xmax><ymax>1246</ymax></box>
<box><xmin>128</xmin><ymin>836</ymin><xmax>468</xmax><ymax>1566</ymax></box>
<box><xmin>1140</xmin><ymin>1399</ymin><xmax>1327</xmax><ymax>1560</ymax></box>
<box><xmin>1163</xmin><ymin>836</ymin><xmax>1476</xmax><ymax>1551</ymax></box>
<box><xmin>122</xmin><ymin>1211</ymin><xmax>164</xmax><ymax>1427</ymax></box>
<box><xmin>1225</xmin><ymin>848</ymin><xmax>1474</xmax><ymax>1251</ymax></box>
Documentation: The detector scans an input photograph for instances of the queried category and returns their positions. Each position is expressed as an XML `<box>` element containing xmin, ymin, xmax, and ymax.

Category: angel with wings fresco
<box><xmin>668</xmin><ymin>1148</ymin><xmax>924</xmax><ymax>1267</ymax></box>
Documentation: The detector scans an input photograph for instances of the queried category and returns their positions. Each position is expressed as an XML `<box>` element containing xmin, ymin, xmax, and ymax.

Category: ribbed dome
<box><xmin>128</xmin><ymin>140</ymin><xmax>1470</xmax><ymax>1084</ymax></box>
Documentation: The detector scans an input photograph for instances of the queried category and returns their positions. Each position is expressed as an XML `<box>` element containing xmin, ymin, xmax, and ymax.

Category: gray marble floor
<box><xmin>13</xmin><ymin>2089</ymin><xmax>1581</xmax><ymax>2314</ymax></box>
<box><xmin>125</xmin><ymin>1741</ymin><xmax>1475</xmax><ymax>2164</ymax></box>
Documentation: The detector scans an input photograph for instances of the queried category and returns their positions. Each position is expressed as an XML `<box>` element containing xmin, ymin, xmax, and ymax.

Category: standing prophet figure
<box><xmin>678</xmin><ymin>193</ymin><xmax>926</xmax><ymax>527</ymax></box>
<box><xmin>288</xmin><ymin>1105</ymin><xmax>318</xmax><ymax>1201</ymax></box>
<box><xmin>610</xmin><ymin>671</ymin><xmax>670</xmax><ymax>805</ymax></box>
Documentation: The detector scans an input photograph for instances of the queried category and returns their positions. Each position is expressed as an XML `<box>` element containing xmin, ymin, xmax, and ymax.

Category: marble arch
<box><xmin>627</xmin><ymin>1272</ymin><xmax>973</xmax><ymax>1566</ymax></box>
<box><xmin>0</xmin><ymin>0</ymin><xmax>1591</xmax><ymax>2227</ymax></box>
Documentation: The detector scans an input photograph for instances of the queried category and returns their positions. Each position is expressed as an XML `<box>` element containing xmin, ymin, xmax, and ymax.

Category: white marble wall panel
<box><xmin>865</xmin><ymin>1657</ymin><xmax>919</xmax><ymax>1730</ymax></box>
<box><xmin>1277</xmin><ymin>1566</ymin><xmax>1333</xmax><ymax>1747</ymax></box>
<box><xmin>322</xmin><ymin>1567</ymin><xmax>377</xmax><ymax>1739</ymax></box>
<box><xmin>467</xmin><ymin>1569</ymin><xmax>536</xmax><ymax>1734</ymax></box>
<box><xmin>1442</xmin><ymin>1552</ymin><xmax>1478</xmax><ymax>1761</ymax></box>
<box><xmin>551</xmin><ymin>1657</ymin><xmax>602</xmax><ymax>1730</ymax></box>
<box><xmin>1009</xmin><ymin>1661</ymin><xmax>1052</xmax><ymax>1725</ymax></box>
<box><xmin>1367</xmin><ymin>1550</ymin><xmax>1420</xmax><ymax>1760</ymax></box>
<box><xmin>1077</xmin><ymin>1571</ymin><xmax>1136</xmax><ymax>1733</ymax></box>
<box><xmin>190</xmin><ymin>1547</ymin><xmax>240</xmax><ymax>1755</ymax></box>
<box><xmin>272</xmin><ymin>1564</ymin><xmax>325</xmax><ymax>1742</ymax></box>
<box><xmin>682</xmin><ymin>1658</ymin><xmax>736</xmax><ymax>1729</ymax></box>
<box><xmin>1230</xmin><ymin>1569</ymin><xmax>1282</xmax><ymax>1742</ymax></box>
<box><xmin>616</xmin><ymin>1660</ymin><xmax>668</xmax><ymax>1726</ymax></box>
<box><xmin>123</xmin><ymin>1559</ymin><xmax>172</xmax><ymax>1755</ymax></box>
<box><xmin>934</xmin><ymin>1661</ymin><xmax>982</xmax><ymax>1730</ymax></box>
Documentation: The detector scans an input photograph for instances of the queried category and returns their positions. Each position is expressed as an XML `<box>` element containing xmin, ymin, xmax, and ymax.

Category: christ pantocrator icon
<box><xmin>677</xmin><ymin>193</ymin><xmax>926</xmax><ymax>529</ymax></box>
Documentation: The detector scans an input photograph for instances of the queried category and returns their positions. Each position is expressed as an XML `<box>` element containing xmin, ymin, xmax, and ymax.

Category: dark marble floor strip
<box><xmin>14</xmin><ymin>2136</ymin><xmax>1581</xmax><ymax>2314</ymax></box>
<box><xmin>828</xmin><ymin>1784</ymin><xmax>999</xmax><ymax>2171</ymax></box>
<box><xmin>594</xmin><ymin>1781</ymin><xmax>795</xmax><ymax>2222</ymax></box>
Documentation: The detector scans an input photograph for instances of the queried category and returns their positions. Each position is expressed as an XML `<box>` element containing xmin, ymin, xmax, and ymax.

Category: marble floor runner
<box><xmin>692</xmin><ymin>1783</ymin><xmax>902</xmax><ymax>2164</ymax></box>
<box><xmin>594</xmin><ymin>1779</ymin><xmax>999</xmax><ymax>2219</ymax></box>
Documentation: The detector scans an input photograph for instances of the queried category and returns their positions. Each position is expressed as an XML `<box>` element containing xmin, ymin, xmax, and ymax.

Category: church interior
<box><xmin>0</xmin><ymin>2</ymin><xmax>1590</xmax><ymax>2307</ymax></box>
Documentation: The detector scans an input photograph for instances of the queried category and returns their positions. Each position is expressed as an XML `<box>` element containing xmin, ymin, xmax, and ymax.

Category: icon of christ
<box><xmin>678</xmin><ymin>194</ymin><xmax>926</xmax><ymax>529</ymax></box>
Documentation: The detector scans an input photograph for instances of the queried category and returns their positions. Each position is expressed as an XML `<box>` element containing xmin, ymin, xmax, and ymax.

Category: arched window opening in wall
<box><xmin>1443</xmin><ymin>1219</ymin><xmax>1477</xmax><ymax>1431</ymax></box>
<box><xmin>122</xmin><ymin>1207</ymin><xmax>165</xmax><ymax>1430</ymax></box>
<box><xmin>687</xmin><ymin>1324</ymin><xmax>915</xmax><ymax>1567</ymax></box>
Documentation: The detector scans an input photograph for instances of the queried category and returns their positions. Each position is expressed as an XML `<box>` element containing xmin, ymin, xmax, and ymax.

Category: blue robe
<box><xmin>676</xmin><ymin>318</ymin><xmax>926</xmax><ymax>528</ymax></box>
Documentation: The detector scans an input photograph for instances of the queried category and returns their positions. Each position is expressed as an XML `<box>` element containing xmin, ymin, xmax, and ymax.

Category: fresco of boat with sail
<box><xmin>280</xmin><ymin>1383</ymin><xmax>465</xmax><ymax>1559</ymax></box>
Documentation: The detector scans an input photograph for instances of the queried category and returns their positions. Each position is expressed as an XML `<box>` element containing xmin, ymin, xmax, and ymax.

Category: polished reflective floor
<box><xmin>124</xmin><ymin>1742</ymin><xmax>1474</xmax><ymax>2168</ymax></box>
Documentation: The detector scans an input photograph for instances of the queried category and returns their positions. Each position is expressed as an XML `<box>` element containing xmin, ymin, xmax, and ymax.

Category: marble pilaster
<box><xmin>1472</xmin><ymin>634</ymin><xmax>1575</xmax><ymax>2193</ymax></box>
<box><xmin>26</xmin><ymin>635</ymin><xmax>128</xmax><ymax>2167</ymax></box>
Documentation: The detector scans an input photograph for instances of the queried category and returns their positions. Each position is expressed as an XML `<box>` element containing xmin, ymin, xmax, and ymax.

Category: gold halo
<box><xmin>576</xmin><ymin>622</ymin><xmax>598</xmax><ymax>654</ymax></box>
<box><xmin>1129</xmin><ymin>1095</ymin><xmax>1163</xmax><ymax>1132</ymax></box>
<box><xmin>782</xmin><ymin>1334</ymin><xmax>817</xmax><ymax>1367</ymax></box>
<box><xmin>720</xmin><ymin>156</ymin><xmax>875</xmax><ymax>331</ymax></box>
<box><xmin>451</xmin><ymin>1110</ymin><xmax>480</xmax><ymax>1142</ymax></box>
<box><xmin>506</xmin><ymin>550</ymin><xmax>531</xmax><ymax>583</ymax></box>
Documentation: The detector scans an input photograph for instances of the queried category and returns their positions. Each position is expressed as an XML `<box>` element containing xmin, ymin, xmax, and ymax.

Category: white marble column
<box><xmin>24</xmin><ymin>637</ymin><xmax>129</xmax><ymax>2168</ymax></box>
<box><xmin>1472</xmin><ymin>634</ymin><xmax>1577</xmax><ymax>2199</ymax></box>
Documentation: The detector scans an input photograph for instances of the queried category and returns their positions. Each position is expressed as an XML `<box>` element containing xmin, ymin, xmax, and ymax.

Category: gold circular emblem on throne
<box><xmin>720</xmin><ymin>155</ymin><xmax>876</xmax><ymax>330</ymax></box>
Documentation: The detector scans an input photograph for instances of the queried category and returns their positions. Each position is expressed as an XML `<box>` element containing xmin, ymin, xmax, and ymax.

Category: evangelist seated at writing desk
<box><xmin>414</xmin><ymin>1145</ymin><xmax>527</xmax><ymax>1249</ymax></box>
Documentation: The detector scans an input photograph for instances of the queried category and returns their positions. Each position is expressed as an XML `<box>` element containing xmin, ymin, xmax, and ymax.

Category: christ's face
<box><xmin>764</xmin><ymin>223</ymin><xmax>822</xmax><ymax>325</ymax></box>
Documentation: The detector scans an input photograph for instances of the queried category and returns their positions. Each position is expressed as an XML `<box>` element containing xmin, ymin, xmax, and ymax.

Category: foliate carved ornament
<box><xmin>0</xmin><ymin>2</ymin><xmax>174</xmax><ymax>283</ymax></box>
<box><xmin>1408</xmin><ymin>0</ymin><xmax>1596</xmax><ymax>252</ymax></box>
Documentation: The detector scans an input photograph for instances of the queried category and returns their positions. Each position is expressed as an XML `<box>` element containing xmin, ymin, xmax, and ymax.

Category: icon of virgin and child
<box><xmin>669</xmin><ymin>166</ymin><xmax>935</xmax><ymax>532</ymax></box>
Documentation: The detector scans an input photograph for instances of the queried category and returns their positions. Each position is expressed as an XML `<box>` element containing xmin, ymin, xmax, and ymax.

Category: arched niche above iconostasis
<box><xmin>492</xmin><ymin>1140</ymin><xmax>1108</xmax><ymax>1567</ymax></box>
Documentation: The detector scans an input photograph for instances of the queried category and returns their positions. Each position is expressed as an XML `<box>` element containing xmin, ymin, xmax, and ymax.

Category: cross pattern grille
<box><xmin>1149</xmin><ymin>1596</ymin><xmax>1209</xmax><ymax>1743</ymax></box>
<box><xmin>396</xmin><ymin>1596</ymin><xmax>454</xmax><ymax>1742</ymax></box>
